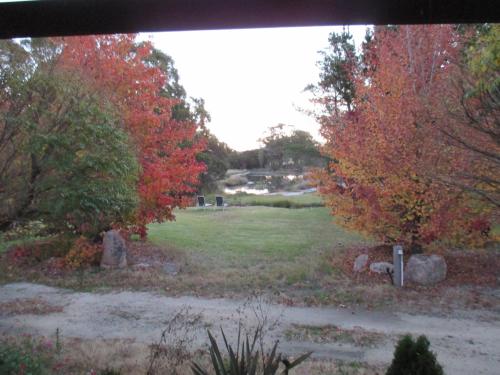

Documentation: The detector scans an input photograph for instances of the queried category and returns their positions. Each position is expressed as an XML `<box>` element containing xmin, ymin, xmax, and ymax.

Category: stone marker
<box><xmin>405</xmin><ymin>254</ymin><xmax>447</xmax><ymax>285</ymax></box>
<box><xmin>369</xmin><ymin>261</ymin><xmax>394</xmax><ymax>274</ymax></box>
<box><xmin>100</xmin><ymin>230</ymin><xmax>127</xmax><ymax>269</ymax></box>
<box><xmin>353</xmin><ymin>254</ymin><xmax>369</xmax><ymax>272</ymax></box>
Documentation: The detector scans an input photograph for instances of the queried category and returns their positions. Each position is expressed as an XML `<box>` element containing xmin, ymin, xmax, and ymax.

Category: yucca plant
<box><xmin>192</xmin><ymin>326</ymin><xmax>311</xmax><ymax>375</ymax></box>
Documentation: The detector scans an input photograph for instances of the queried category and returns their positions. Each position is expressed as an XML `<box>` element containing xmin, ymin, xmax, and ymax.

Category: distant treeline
<box><xmin>229</xmin><ymin>126</ymin><xmax>326</xmax><ymax>170</ymax></box>
<box><xmin>199</xmin><ymin>125</ymin><xmax>326</xmax><ymax>191</ymax></box>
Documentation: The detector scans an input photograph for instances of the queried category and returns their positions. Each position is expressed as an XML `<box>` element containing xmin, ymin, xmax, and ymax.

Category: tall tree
<box><xmin>314</xmin><ymin>25</ymin><xmax>496</xmax><ymax>249</ymax></box>
<box><xmin>57</xmin><ymin>35</ymin><xmax>205</xmax><ymax>237</ymax></box>
<box><xmin>145</xmin><ymin>46</ymin><xmax>232</xmax><ymax>194</ymax></box>
<box><xmin>306</xmin><ymin>28</ymin><xmax>358</xmax><ymax>120</ymax></box>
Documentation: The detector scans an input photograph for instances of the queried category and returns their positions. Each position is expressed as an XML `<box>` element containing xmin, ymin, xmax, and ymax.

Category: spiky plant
<box><xmin>191</xmin><ymin>327</ymin><xmax>311</xmax><ymax>375</ymax></box>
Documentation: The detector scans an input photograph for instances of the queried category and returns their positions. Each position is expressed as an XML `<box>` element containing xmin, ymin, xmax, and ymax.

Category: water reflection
<box><xmin>224</xmin><ymin>186</ymin><xmax>270</xmax><ymax>195</ymax></box>
<box><xmin>223</xmin><ymin>173</ymin><xmax>314</xmax><ymax>195</ymax></box>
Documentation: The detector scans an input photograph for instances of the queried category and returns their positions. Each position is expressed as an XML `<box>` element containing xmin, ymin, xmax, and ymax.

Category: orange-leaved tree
<box><xmin>313</xmin><ymin>25</ymin><xmax>495</xmax><ymax>250</ymax></box>
<box><xmin>58</xmin><ymin>35</ymin><xmax>206</xmax><ymax>237</ymax></box>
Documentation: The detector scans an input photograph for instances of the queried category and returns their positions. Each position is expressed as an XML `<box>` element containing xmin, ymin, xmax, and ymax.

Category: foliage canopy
<box><xmin>313</xmin><ymin>25</ymin><xmax>498</xmax><ymax>249</ymax></box>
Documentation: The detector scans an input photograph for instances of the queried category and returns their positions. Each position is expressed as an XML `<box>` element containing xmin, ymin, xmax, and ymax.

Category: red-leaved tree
<box><xmin>314</xmin><ymin>25</ymin><xmax>495</xmax><ymax>250</ymax></box>
<box><xmin>58</xmin><ymin>35</ymin><xmax>205</xmax><ymax>237</ymax></box>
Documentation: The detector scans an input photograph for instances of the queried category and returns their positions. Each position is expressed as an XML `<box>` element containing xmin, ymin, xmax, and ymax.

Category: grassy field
<box><xmin>149</xmin><ymin>206</ymin><xmax>365</xmax><ymax>260</ymax></box>
<box><xmin>1</xmin><ymin>196</ymin><xmax>498</xmax><ymax>311</ymax></box>
<box><xmin>148</xmin><ymin>205</ymin><xmax>371</xmax><ymax>291</ymax></box>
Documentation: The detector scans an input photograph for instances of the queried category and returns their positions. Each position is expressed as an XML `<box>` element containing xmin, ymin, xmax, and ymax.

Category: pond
<box><xmin>224</xmin><ymin>172</ymin><xmax>315</xmax><ymax>195</ymax></box>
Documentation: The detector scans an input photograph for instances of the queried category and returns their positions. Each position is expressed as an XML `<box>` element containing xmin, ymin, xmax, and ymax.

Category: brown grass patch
<box><xmin>296</xmin><ymin>359</ymin><xmax>383</xmax><ymax>375</ymax></box>
<box><xmin>0</xmin><ymin>298</ymin><xmax>64</xmax><ymax>316</ymax></box>
<box><xmin>285</xmin><ymin>324</ymin><xmax>386</xmax><ymax>348</ymax></box>
<box><xmin>444</xmin><ymin>250</ymin><xmax>500</xmax><ymax>286</ymax></box>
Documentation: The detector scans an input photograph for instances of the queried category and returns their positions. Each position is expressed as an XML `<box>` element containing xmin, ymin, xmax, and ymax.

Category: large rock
<box><xmin>405</xmin><ymin>254</ymin><xmax>447</xmax><ymax>285</ymax></box>
<box><xmin>353</xmin><ymin>254</ymin><xmax>369</xmax><ymax>272</ymax></box>
<box><xmin>369</xmin><ymin>261</ymin><xmax>394</xmax><ymax>274</ymax></box>
<box><xmin>100</xmin><ymin>230</ymin><xmax>127</xmax><ymax>269</ymax></box>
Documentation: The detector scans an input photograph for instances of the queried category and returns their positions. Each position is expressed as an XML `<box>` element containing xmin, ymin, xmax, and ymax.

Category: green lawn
<box><xmin>148</xmin><ymin>206</ymin><xmax>371</xmax><ymax>290</ymax></box>
<box><xmin>149</xmin><ymin>206</ymin><xmax>365</xmax><ymax>260</ymax></box>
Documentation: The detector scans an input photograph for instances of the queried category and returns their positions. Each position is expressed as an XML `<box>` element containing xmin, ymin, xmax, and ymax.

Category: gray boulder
<box><xmin>101</xmin><ymin>230</ymin><xmax>127</xmax><ymax>269</ymax></box>
<box><xmin>405</xmin><ymin>254</ymin><xmax>447</xmax><ymax>285</ymax></box>
<box><xmin>353</xmin><ymin>254</ymin><xmax>369</xmax><ymax>272</ymax></box>
<box><xmin>370</xmin><ymin>261</ymin><xmax>394</xmax><ymax>274</ymax></box>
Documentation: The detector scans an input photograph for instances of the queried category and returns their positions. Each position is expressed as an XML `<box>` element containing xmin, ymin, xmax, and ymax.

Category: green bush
<box><xmin>0</xmin><ymin>337</ymin><xmax>55</xmax><ymax>375</ymax></box>
<box><xmin>223</xmin><ymin>192</ymin><xmax>324</xmax><ymax>209</ymax></box>
<box><xmin>0</xmin><ymin>63</ymin><xmax>139</xmax><ymax>238</ymax></box>
<box><xmin>386</xmin><ymin>335</ymin><xmax>444</xmax><ymax>375</ymax></box>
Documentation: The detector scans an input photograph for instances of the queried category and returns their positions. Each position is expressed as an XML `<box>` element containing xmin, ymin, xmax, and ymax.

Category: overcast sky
<box><xmin>145</xmin><ymin>26</ymin><xmax>367</xmax><ymax>151</ymax></box>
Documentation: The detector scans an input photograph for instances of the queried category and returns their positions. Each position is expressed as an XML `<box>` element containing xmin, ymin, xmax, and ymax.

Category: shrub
<box><xmin>268</xmin><ymin>200</ymin><xmax>292</xmax><ymax>208</ymax></box>
<box><xmin>7</xmin><ymin>245</ymin><xmax>33</xmax><ymax>266</ymax></box>
<box><xmin>64</xmin><ymin>236</ymin><xmax>103</xmax><ymax>269</ymax></box>
<box><xmin>6</xmin><ymin>236</ymin><xmax>73</xmax><ymax>266</ymax></box>
<box><xmin>386</xmin><ymin>335</ymin><xmax>444</xmax><ymax>375</ymax></box>
<box><xmin>0</xmin><ymin>336</ymin><xmax>56</xmax><ymax>375</ymax></box>
<box><xmin>192</xmin><ymin>327</ymin><xmax>311</xmax><ymax>375</ymax></box>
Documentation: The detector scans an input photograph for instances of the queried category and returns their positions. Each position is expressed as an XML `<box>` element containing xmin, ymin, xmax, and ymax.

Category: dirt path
<box><xmin>1</xmin><ymin>283</ymin><xmax>499</xmax><ymax>374</ymax></box>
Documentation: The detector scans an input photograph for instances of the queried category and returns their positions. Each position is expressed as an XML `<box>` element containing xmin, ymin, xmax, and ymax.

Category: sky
<box><xmin>145</xmin><ymin>26</ymin><xmax>368</xmax><ymax>151</ymax></box>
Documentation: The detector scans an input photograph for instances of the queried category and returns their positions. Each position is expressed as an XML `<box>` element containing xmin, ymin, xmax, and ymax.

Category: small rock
<box><xmin>369</xmin><ymin>261</ymin><xmax>394</xmax><ymax>274</ymax></box>
<box><xmin>353</xmin><ymin>254</ymin><xmax>369</xmax><ymax>272</ymax></box>
<box><xmin>100</xmin><ymin>230</ymin><xmax>127</xmax><ymax>269</ymax></box>
<box><xmin>405</xmin><ymin>254</ymin><xmax>447</xmax><ymax>285</ymax></box>
<box><xmin>163</xmin><ymin>262</ymin><xmax>180</xmax><ymax>275</ymax></box>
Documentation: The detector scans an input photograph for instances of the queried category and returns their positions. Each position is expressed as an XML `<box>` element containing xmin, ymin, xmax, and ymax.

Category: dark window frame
<box><xmin>1</xmin><ymin>0</ymin><xmax>499</xmax><ymax>39</ymax></box>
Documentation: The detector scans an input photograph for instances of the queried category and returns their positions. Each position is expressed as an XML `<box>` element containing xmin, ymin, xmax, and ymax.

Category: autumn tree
<box><xmin>314</xmin><ymin>25</ymin><xmax>496</xmax><ymax>250</ymax></box>
<box><xmin>58</xmin><ymin>35</ymin><xmax>206</xmax><ymax>237</ymax></box>
<box><xmin>144</xmin><ymin>46</ymin><xmax>232</xmax><ymax>193</ymax></box>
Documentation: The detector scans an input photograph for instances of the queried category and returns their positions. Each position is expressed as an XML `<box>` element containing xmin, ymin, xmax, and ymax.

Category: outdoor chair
<box><xmin>197</xmin><ymin>195</ymin><xmax>212</xmax><ymax>209</ymax></box>
<box><xmin>215</xmin><ymin>196</ymin><xmax>228</xmax><ymax>211</ymax></box>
